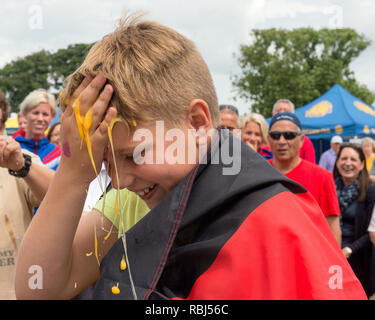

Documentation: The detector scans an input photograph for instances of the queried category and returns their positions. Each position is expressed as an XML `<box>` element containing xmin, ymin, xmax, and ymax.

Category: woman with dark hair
<box><xmin>334</xmin><ymin>143</ymin><xmax>375</xmax><ymax>297</ymax></box>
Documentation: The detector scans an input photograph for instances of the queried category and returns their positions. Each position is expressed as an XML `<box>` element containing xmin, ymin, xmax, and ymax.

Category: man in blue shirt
<box><xmin>319</xmin><ymin>135</ymin><xmax>343</xmax><ymax>172</ymax></box>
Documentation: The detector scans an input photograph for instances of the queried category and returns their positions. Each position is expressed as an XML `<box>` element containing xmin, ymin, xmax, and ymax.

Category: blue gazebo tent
<box><xmin>294</xmin><ymin>84</ymin><xmax>375</xmax><ymax>161</ymax></box>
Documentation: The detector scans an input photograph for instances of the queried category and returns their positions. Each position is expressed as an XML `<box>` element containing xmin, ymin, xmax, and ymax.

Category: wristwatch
<box><xmin>345</xmin><ymin>247</ymin><xmax>353</xmax><ymax>257</ymax></box>
<box><xmin>8</xmin><ymin>153</ymin><xmax>32</xmax><ymax>178</ymax></box>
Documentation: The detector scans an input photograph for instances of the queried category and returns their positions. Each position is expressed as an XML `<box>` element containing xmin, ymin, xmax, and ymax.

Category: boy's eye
<box><xmin>124</xmin><ymin>154</ymin><xmax>134</xmax><ymax>161</ymax></box>
<box><xmin>132</xmin><ymin>149</ymin><xmax>146</xmax><ymax>162</ymax></box>
<box><xmin>124</xmin><ymin>151</ymin><xmax>143</xmax><ymax>162</ymax></box>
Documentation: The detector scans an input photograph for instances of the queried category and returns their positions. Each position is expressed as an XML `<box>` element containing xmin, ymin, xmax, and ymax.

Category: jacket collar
<box><xmin>92</xmin><ymin>128</ymin><xmax>305</xmax><ymax>299</ymax></box>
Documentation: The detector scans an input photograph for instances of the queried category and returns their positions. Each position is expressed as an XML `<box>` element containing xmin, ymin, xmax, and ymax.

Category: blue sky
<box><xmin>1</xmin><ymin>0</ymin><xmax>374</xmax><ymax>115</ymax></box>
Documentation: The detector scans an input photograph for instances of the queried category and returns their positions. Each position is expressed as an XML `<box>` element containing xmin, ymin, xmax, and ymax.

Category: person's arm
<box><xmin>344</xmin><ymin>233</ymin><xmax>371</xmax><ymax>258</ymax></box>
<box><xmin>23</xmin><ymin>157</ymin><xmax>54</xmax><ymax>202</ymax></box>
<box><xmin>344</xmin><ymin>196</ymin><xmax>375</xmax><ymax>258</ymax></box>
<box><xmin>318</xmin><ymin>152</ymin><xmax>327</xmax><ymax>168</ymax></box>
<box><xmin>300</xmin><ymin>136</ymin><xmax>316</xmax><ymax>163</ymax></box>
<box><xmin>0</xmin><ymin>138</ymin><xmax>54</xmax><ymax>202</ymax></box>
<box><xmin>368</xmin><ymin>206</ymin><xmax>375</xmax><ymax>245</ymax></box>
<box><xmin>326</xmin><ymin>215</ymin><xmax>342</xmax><ymax>247</ymax></box>
<box><xmin>320</xmin><ymin>171</ymin><xmax>341</xmax><ymax>246</ymax></box>
<box><xmin>370</xmin><ymin>232</ymin><xmax>375</xmax><ymax>245</ymax></box>
<box><xmin>15</xmin><ymin>74</ymin><xmax>118</xmax><ymax>299</ymax></box>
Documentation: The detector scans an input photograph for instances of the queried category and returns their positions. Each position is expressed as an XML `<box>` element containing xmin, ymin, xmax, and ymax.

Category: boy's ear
<box><xmin>187</xmin><ymin>99</ymin><xmax>213</xmax><ymax>131</ymax></box>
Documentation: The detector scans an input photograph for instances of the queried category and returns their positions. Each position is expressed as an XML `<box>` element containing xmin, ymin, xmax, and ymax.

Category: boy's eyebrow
<box><xmin>116</xmin><ymin>143</ymin><xmax>153</xmax><ymax>154</ymax></box>
<box><xmin>115</xmin><ymin>147</ymin><xmax>136</xmax><ymax>154</ymax></box>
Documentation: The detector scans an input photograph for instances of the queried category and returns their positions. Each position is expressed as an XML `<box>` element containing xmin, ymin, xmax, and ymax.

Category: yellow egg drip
<box><xmin>114</xmin><ymin>189</ymin><xmax>119</xmax><ymax>214</ymax></box>
<box><xmin>59</xmin><ymin>90</ymin><xmax>70</xmax><ymax>107</ymax></box>
<box><xmin>120</xmin><ymin>255</ymin><xmax>126</xmax><ymax>271</ymax></box>
<box><xmin>72</xmin><ymin>98</ymin><xmax>98</xmax><ymax>176</ymax></box>
<box><xmin>94</xmin><ymin>225</ymin><xmax>99</xmax><ymax>266</ymax></box>
<box><xmin>111</xmin><ymin>282</ymin><xmax>120</xmax><ymax>295</ymax></box>
<box><xmin>72</xmin><ymin>98</ymin><xmax>85</xmax><ymax>142</ymax></box>
<box><xmin>103</xmin><ymin>228</ymin><xmax>112</xmax><ymax>241</ymax></box>
<box><xmin>83</xmin><ymin>108</ymin><xmax>98</xmax><ymax>176</ymax></box>
<box><xmin>107</xmin><ymin>118</ymin><xmax>123</xmax><ymax>212</ymax></box>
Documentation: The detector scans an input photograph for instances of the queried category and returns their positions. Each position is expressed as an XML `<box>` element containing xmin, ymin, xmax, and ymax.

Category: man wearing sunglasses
<box><xmin>267</xmin><ymin>112</ymin><xmax>342</xmax><ymax>245</ymax></box>
<box><xmin>272</xmin><ymin>99</ymin><xmax>316</xmax><ymax>163</ymax></box>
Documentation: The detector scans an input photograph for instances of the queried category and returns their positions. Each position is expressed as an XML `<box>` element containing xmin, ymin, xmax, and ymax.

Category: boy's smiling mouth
<box><xmin>133</xmin><ymin>184</ymin><xmax>157</xmax><ymax>199</ymax></box>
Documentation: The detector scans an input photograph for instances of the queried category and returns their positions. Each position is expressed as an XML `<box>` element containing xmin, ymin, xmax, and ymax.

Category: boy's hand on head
<box><xmin>60</xmin><ymin>74</ymin><xmax>117</xmax><ymax>184</ymax></box>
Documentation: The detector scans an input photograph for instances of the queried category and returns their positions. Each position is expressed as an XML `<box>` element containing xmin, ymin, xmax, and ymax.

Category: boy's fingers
<box><xmin>90</xmin><ymin>84</ymin><xmax>114</xmax><ymax>132</ymax></box>
<box><xmin>63</xmin><ymin>75</ymin><xmax>94</xmax><ymax>117</ymax></box>
<box><xmin>97</xmin><ymin>107</ymin><xmax>118</xmax><ymax>137</ymax></box>
<box><xmin>79</xmin><ymin>74</ymin><xmax>108</xmax><ymax>115</ymax></box>
<box><xmin>71</xmin><ymin>75</ymin><xmax>94</xmax><ymax>103</ymax></box>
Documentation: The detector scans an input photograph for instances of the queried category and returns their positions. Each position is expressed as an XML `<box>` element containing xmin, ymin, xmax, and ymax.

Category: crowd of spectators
<box><xmin>0</xmin><ymin>14</ymin><xmax>374</xmax><ymax>300</ymax></box>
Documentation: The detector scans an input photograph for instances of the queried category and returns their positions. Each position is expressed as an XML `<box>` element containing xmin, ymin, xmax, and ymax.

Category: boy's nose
<box><xmin>111</xmin><ymin>164</ymin><xmax>136</xmax><ymax>190</ymax></box>
<box><xmin>120</xmin><ymin>174</ymin><xmax>136</xmax><ymax>189</ymax></box>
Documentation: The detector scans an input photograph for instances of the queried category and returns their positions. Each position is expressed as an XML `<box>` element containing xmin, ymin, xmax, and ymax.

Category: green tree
<box><xmin>49</xmin><ymin>43</ymin><xmax>94</xmax><ymax>92</ymax></box>
<box><xmin>233</xmin><ymin>28</ymin><xmax>375</xmax><ymax>117</ymax></box>
<box><xmin>0</xmin><ymin>43</ymin><xmax>93</xmax><ymax>112</ymax></box>
<box><xmin>0</xmin><ymin>50</ymin><xmax>51</xmax><ymax>111</ymax></box>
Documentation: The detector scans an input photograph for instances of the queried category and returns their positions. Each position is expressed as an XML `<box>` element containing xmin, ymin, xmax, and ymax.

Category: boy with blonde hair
<box><xmin>16</xmin><ymin>14</ymin><xmax>366</xmax><ymax>300</ymax></box>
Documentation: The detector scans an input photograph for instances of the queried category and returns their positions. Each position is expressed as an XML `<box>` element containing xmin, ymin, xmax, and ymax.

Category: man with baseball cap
<box><xmin>267</xmin><ymin>112</ymin><xmax>342</xmax><ymax>245</ymax></box>
<box><xmin>319</xmin><ymin>135</ymin><xmax>343</xmax><ymax>173</ymax></box>
<box><xmin>272</xmin><ymin>99</ymin><xmax>316</xmax><ymax>163</ymax></box>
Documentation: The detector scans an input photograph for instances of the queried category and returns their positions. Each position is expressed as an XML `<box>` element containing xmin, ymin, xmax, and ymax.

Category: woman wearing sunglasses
<box><xmin>267</xmin><ymin>112</ymin><xmax>342</xmax><ymax>245</ymax></box>
<box><xmin>333</xmin><ymin>143</ymin><xmax>375</xmax><ymax>298</ymax></box>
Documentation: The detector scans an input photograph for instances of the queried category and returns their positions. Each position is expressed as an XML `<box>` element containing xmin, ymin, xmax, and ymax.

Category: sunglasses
<box><xmin>269</xmin><ymin>131</ymin><xmax>302</xmax><ymax>140</ymax></box>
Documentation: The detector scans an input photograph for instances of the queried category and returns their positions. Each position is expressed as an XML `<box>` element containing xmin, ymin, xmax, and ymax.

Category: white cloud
<box><xmin>0</xmin><ymin>0</ymin><xmax>374</xmax><ymax>116</ymax></box>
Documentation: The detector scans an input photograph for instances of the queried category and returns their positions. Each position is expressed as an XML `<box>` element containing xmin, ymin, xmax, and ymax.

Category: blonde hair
<box><xmin>62</xmin><ymin>13</ymin><xmax>219</xmax><ymax>130</ymax></box>
<box><xmin>241</xmin><ymin>113</ymin><xmax>269</xmax><ymax>145</ymax></box>
<box><xmin>361</xmin><ymin>137</ymin><xmax>375</xmax><ymax>152</ymax></box>
<box><xmin>20</xmin><ymin>88</ymin><xmax>57</xmax><ymax>117</ymax></box>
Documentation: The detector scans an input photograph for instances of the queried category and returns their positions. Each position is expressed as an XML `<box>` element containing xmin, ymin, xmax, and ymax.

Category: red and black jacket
<box><xmin>92</xmin><ymin>130</ymin><xmax>366</xmax><ymax>300</ymax></box>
